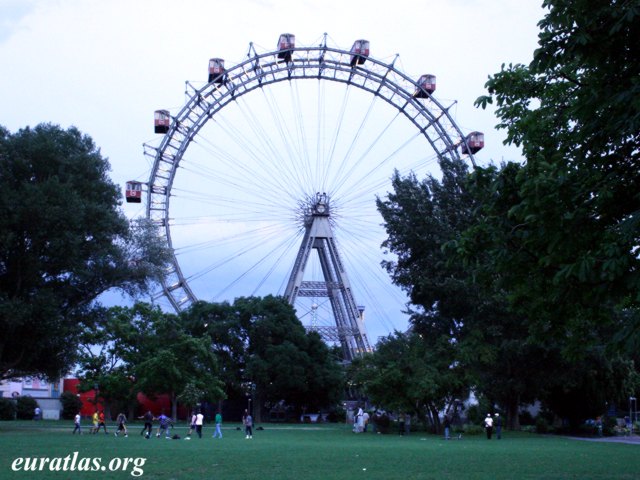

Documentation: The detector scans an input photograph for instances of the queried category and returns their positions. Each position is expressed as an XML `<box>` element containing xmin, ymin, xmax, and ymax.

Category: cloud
<box><xmin>0</xmin><ymin>0</ymin><xmax>37</xmax><ymax>43</ymax></box>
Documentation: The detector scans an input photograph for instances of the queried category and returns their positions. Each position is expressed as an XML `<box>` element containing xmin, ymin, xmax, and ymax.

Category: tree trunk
<box><xmin>253</xmin><ymin>389</ymin><xmax>263</xmax><ymax>424</ymax></box>
<box><xmin>171</xmin><ymin>392</ymin><xmax>177</xmax><ymax>420</ymax></box>
<box><xmin>506</xmin><ymin>394</ymin><xmax>520</xmax><ymax>430</ymax></box>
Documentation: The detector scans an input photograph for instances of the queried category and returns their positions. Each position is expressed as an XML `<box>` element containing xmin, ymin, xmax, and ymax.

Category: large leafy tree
<box><xmin>77</xmin><ymin>303</ymin><xmax>224</xmax><ymax>420</ymax></box>
<box><xmin>184</xmin><ymin>297</ymin><xmax>344</xmax><ymax>422</ymax></box>
<box><xmin>377</xmin><ymin>158</ymin><xmax>547</xmax><ymax>428</ymax></box>
<box><xmin>0</xmin><ymin>124</ymin><xmax>168</xmax><ymax>381</ymax></box>
<box><xmin>473</xmin><ymin>0</ymin><xmax>640</xmax><ymax>353</ymax></box>
<box><xmin>349</xmin><ymin>331</ymin><xmax>468</xmax><ymax>432</ymax></box>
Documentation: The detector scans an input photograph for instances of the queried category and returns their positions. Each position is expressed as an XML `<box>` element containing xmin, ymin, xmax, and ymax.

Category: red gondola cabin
<box><xmin>277</xmin><ymin>33</ymin><xmax>295</xmax><ymax>62</ymax></box>
<box><xmin>125</xmin><ymin>181</ymin><xmax>143</xmax><ymax>203</ymax></box>
<box><xmin>154</xmin><ymin>110</ymin><xmax>170</xmax><ymax>134</ymax></box>
<box><xmin>208</xmin><ymin>58</ymin><xmax>225</xmax><ymax>83</ymax></box>
<box><xmin>413</xmin><ymin>74</ymin><xmax>436</xmax><ymax>98</ymax></box>
<box><xmin>350</xmin><ymin>39</ymin><xmax>370</xmax><ymax>66</ymax></box>
<box><xmin>461</xmin><ymin>131</ymin><xmax>485</xmax><ymax>155</ymax></box>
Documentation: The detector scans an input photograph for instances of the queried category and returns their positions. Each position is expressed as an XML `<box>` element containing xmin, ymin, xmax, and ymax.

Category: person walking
<box><xmin>212</xmin><ymin>411</ymin><xmax>223</xmax><ymax>438</ymax></box>
<box><xmin>139</xmin><ymin>410</ymin><xmax>154</xmax><ymax>438</ymax></box>
<box><xmin>156</xmin><ymin>412</ymin><xmax>173</xmax><ymax>438</ymax></box>
<box><xmin>185</xmin><ymin>411</ymin><xmax>197</xmax><ymax>440</ymax></box>
<box><xmin>91</xmin><ymin>410</ymin><xmax>99</xmax><ymax>434</ymax></box>
<box><xmin>97</xmin><ymin>410</ymin><xmax>108</xmax><ymax>434</ymax></box>
<box><xmin>484</xmin><ymin>413</ymin><xmax>494</xmax><ymax>440</ymax></box>
<box><xmin>195</xmin><ymin>410</ymin><xmax>204</xmax><ymax>439</ymax></box>
<box><xmin>114</xmin><ymin>412</ymin><xmax>128</xmax><ymax>437</ymax></box>
<box><xmin>494</xmin><ymin>413</ymin><xmax>502</xmax><ymax>439</ymax></box>
<box><xmin>355</xmin><ymin>407</ymin><xmax>364</xmax><ymax>433</ymax></box>
<box><xmin>243</xmin><ymin>409</ymin><xmax>253</xmax><ymax>439</ymax></box>
<box><xmin>72</xmin><ymin>411</ymin><xmax>82</xmax><ymax>434</ymax></box>
<box><xmin>443</xmin><ymin>415</ymin><xmax>452</xmax><ymax>440</ymax></box>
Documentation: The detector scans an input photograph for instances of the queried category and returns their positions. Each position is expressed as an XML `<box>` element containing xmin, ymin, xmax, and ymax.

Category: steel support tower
<box><xmin>285</xmin><ymin>193</ymin><xmax>371</xmax><ymax>361</ymax></box>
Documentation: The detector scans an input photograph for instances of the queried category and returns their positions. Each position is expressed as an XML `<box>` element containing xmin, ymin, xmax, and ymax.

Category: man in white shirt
<box><xmin>484</xmin><ymin>413</ymin><xmax>494</xmax><ymax>439</ymax></box>
<box><xmin>195</xmin><ymin>411</ymin><xmax>204</xmax><ymax>438</ymax></box>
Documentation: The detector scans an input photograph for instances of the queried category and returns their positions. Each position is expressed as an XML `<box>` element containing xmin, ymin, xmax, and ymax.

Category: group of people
<box><xmin>484</xmin><ymin>413</ymin><xmax>502</xmax><ymax>439</ymax></box>
<box><xmin>353</xmin><ymin>407</ymin><xmax>370</xmax><ymax>433</ymax></box>
<box><xmin>71</xmin><ymin>410</ymin><xmax>119</xmax><ymax>435</ymax></box>
<box><xmin>72</xmin><ymin>409</ymin><xmax>226</xmax><ymax>440</ymax></box>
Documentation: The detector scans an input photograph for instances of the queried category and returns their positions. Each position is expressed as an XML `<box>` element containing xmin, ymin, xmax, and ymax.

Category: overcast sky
<box><xmin>0</xmin><ymin>0</ymin><xmax>546</xmax><ymax>341</ymax></box>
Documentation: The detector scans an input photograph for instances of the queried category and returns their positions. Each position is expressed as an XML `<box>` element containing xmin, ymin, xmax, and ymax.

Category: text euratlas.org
<box><xmin>11</xmin><ymin>452</ymin><xmax>146</xmax><ymax>477</ymax></box>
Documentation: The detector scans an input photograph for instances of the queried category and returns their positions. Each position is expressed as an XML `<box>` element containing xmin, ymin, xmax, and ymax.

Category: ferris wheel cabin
<box><xmin>277</xmin><ymin>33</ymin><xmax>295</xmax><ymax>62</ymax></box>
<box><xmin>154</xmin><ymin>109</ymin><xmax>170</xmax><ymax>134</ymax></box>
<box><xmin>208</xmin><ymin>58</ymin><xmax>225</xmax><ymax>83</ymax></box>
<box><xmin>461</xmin><ymin>131</ymin><xmax>485</xmax><ymax>155</ymax></box>
<box><xmin>350</xmin><ymin>39</ymin><xmax>370</xmax><ymax>66</ymax></box>
<box><xmin>413</xmin><ymin>74</ymin><xmax>436</xmax><ymax>98</ymax></box>
<box><xmin>125</xmin><ymin>181</ymin><xmax>143</xmax><ymax>203</ymax></box>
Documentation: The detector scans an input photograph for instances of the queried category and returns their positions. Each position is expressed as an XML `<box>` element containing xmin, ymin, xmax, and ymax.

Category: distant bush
<box><xmin>0</xmin><ymin>398</ymin><xmax>16</xmax><ymax>420</ymax></box>
<box><xmin>463</xmin><ymin>424</ymin><xmax>484</xmax><ymax>435</ymax></box>
<box><xmin>519</xmin><ymin>410</ymin><xmax>534</xmax><ymax>426</ymax></box>
<box><xmin>465</xmin><ymin>405</ymin><xmax>482</xmax><ymax>426</ymax></box>
<box><xmin>535</xmin><ymin>416</ymin><xmax>550</xmax><ymax>434</ymax></box>
<box><xmin>602</xmin><ymin>416</ymin><xmax>617</xmax><ymax>437</ymax></box>
<box><xmin>372</xmin><ymin>412</ymin><xmax>391</xmax><ymax>434</ymax></box>
<box><xmin>326</xmin><ymin>406</ymin><xmax>346</xmax><ymax>423</ymax></box>
<box><xmin>16</xmin><ymin>396</ymin><xmax>38</xmax><ymax>420</ymax></box>
<box><xmin>60</xmin><ymin>391</ymin><xmax>83</xmax><ymax>420</ymax></box>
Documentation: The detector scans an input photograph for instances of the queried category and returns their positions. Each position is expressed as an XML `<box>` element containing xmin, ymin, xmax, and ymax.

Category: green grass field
<box><xmin>0</xmin><ymin>420</ymin><xmax>638</xmax><ymax>480</ymax></box>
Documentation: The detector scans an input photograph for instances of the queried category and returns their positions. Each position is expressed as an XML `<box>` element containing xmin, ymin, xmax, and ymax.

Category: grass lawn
<box><xmin>0</xmin><ymin>420</ymin><xmax>638</xmax><ymax>479</ymax></box>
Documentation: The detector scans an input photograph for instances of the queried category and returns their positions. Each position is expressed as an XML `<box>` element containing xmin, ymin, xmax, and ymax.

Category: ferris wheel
<box><xmin>128</xmin><ymin>33</ymin><xmax>483</xmax><ymax>354</ymax></box>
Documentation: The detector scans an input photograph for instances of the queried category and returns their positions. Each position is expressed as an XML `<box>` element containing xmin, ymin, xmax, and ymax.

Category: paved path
<box><xmin>568</xmin><ymin>435</ymin><xmax>640</xmax><ymax>445</ymax></box>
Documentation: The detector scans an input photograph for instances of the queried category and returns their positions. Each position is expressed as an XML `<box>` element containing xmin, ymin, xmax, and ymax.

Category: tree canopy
<box><xmin>373</xmin><ymin>0</ymin><xmax>640</xmax><ymax>425</ymax></box>
<box><xmin>0</xmin><ymin>123</ymin><xmax>169</xmax><ymax>381</ymax></box>
<box><xmin>182</xmin><ymin>296</ymin><xmax>344</xmax><ymax>421</ymax></box>
<box><xmin>472</xmin><ymin>0</ymin><xmax>640</xmax><ymax>353</ymax></box>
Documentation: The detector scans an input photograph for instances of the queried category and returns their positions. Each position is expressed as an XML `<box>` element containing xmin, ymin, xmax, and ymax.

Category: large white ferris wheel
<box><xmin>127</xmin><ymin>33</ymin><xmax>483</xmax><ymax>361</ymax></box>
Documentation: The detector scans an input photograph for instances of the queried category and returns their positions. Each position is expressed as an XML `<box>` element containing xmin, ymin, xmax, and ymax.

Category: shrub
<box><xmin>535</xmin><ymin>416</ymin><xmax>550</xmax><ymax>434</ymax></box>
<box><xmin>519</xmin><ymin>410</ymin><xmax>535</xmax><ymax>426</ymax></box>
<box><xmin>60</xmin><ymin>391</ymin><xmax>83</xmax><ymax>420</ymax></box>
<box><xmin>326</xmin><ymin>406</ymin><xmax>346</xmax><ymax>423</ymax></box>
<box><xmin>372</xmin><ymin>412</ymin><xmax>391</xmax><ymax>434</ymax></box>
<box><xmin>463</xmin><ymin>424</ymin><xmax>484</xmax><ymax>435</ymax></box>
<box><xmin>465</xmin><ymin>405</ymin><xmax>482</xmax><ymax>425</ymax></box>
<box><xmin>16</xmin><ymin>396</ymin><xmax>38</xmax><ymax>420</ymax></box>
<box><xmin>0</xmin><ymin>398</ymin><xmax>16</xmax><ymax>420</ymax></box>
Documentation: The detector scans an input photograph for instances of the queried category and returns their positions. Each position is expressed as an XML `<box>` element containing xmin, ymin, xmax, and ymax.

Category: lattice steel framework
<box><xmin>143</xmin><ymin>35</ymin><xmax>479</xmax><ymax>353</ymax></box>
<box><xmin>284</xmin><ymin>193</ymin><xmax>371</xmax><ymax>361</ymax></box>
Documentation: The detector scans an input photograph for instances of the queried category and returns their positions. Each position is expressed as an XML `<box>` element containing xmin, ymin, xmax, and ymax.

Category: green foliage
<box><xmin>184</xmin><ymin>296</ymin><xmax>344</xmax><ymax>417</ymax></box>
<box><xmin>462</xmin><ymin>424</ymin><xmax>484</xmax><ymax>436</ymax></box>
<box><xmin>349</xmin><ymin>330</ymin><xmax>469</xmax><ymax>432</ymax></box>
<box><xmin>59</xmin><ymin>391</ymin><xmax>83</xmax><ymax>420</ymax></box>
<box><xmin>0</xmin><ymin>124</ymin><xmax>170</xmax><ymax>381</ymax></box>
<box><xmin>0</xmin><ymin>398</ymin><xmax>16</xmax><ymax>420</ymax></box>
<box><xmin>15</xmin><ymin>396</ymin><xmax>38</xmax><ymax>420</ymax></box>
<box><xmin>535</xmin><ymin>416</ymin><xmax>550</xmax><ymax>434</ymax></box>
<box><xmin>377</xmin><ymin>158</ymin><xmax>547</xmax><ymax>429</ymax></box>
<box><xmin>470</xmin><ymin>0</ymin><xmax>640</xmax><ymax>355</ymax></box>
<box><xmin>78</xmin><ymin>303</ymin><xmax>225</xmax><ymax>419</ymax></box>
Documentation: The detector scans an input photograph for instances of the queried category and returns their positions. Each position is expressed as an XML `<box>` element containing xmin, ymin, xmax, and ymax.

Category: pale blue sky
<box><xmin>0</xmin><ymin>0</ymin><xmax>546</xmax><ymax>340</ymax></box>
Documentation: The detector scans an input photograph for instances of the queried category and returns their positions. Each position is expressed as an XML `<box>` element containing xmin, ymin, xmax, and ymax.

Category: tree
<box><xmin>75</xmin><ymin>306</ymin><xmax>139</xmax><ymax>419</ymax></box>
<box><xmin>350</xmin><ymin>331</ymin><xmax>468</xmax><ymax>433</ymax></box>
<box><xmin>76</xmin><ymin>303</ymin><xmax>225</xmax><ymax>420</ymax></box>
<box><xmin>377</xmin><ymin>159</ymin><xmax>544</xmax><ymax>428</ymax></box>
<box><xmin>239</xmin><ymin>296</ymin><xmax>344</xmax><ymax>421</ymax></box>
<box><xmin>184</xmin><ymin>297</ymin><xmax>344</xmax><ymax>422</ymax></box>
<box><xmin>0</xmin><ymin>124</ymin><xmax>169</xmax><ymax>381</ymax></box>
<box><xmin>59</xmin><ymin>391</ymin><xmax>83</xmax><ymax>420</ymax></box>
<box><xmin>473</xmin><ymin>0</ymin><xmax>640</xmax><ymax>353</ymax></box>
